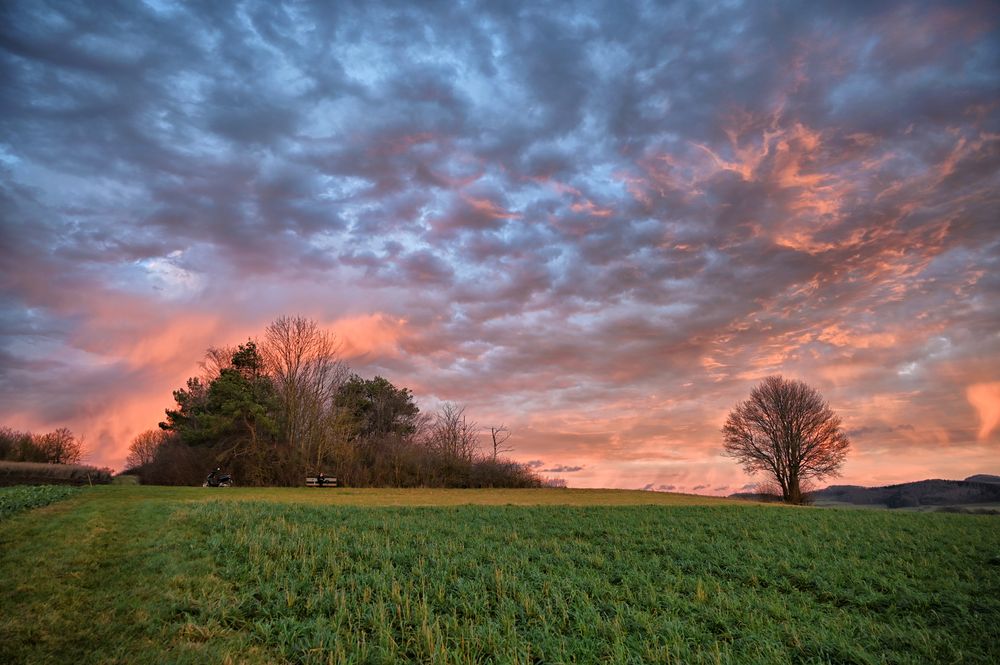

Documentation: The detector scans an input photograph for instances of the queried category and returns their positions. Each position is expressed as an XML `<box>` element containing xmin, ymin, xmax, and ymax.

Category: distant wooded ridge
<box><xmin>730</xmin><ymin>475</ymin><xmax>1000</xmax><ymax>510</ymax></box>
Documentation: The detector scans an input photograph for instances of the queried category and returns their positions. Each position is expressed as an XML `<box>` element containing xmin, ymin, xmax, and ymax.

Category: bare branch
<box><xmin>489</xmin><ymin>425</ymin><xmax>513</xmax><ymax>461</ymax></box>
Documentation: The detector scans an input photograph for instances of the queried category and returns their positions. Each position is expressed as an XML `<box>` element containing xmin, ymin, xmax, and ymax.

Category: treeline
<box><xmin>0</xmin><ymin>426</ymin><xmax>84</xmax><ymax>465</ymax></box>
<box><xmin>127</xmin><ymin>316</ymin><xmax>541</xmax><ymax>488</ymax></box>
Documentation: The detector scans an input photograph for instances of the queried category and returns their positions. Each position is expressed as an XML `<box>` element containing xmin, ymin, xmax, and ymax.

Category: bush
<box><xmin>131</xmin><ymin>440</ymin><xmax>220</xmax><ymax>486</ymax></box>
<box><xmin>0</xmin><ymin>461</ymin><xmax>113</xmax><ymax>486</ymax></box>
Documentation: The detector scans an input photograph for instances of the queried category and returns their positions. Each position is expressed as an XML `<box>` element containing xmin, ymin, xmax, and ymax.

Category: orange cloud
<box><xmin>463</xmin><ymin>196</ymin><xmax>522</xmax><ymax>220</ymax></box>
<box><xmin>967</xmin><ymin>382</ymin><xmax>1000</xmax><ymax>440</ymax></box>
<box><xmin>569</xmin><ymin>200</ymin><xmax>614</xmax><ymax>217</ymax></box>
<box><xmin>329</xmin><ymin>313</ymin><xmax>409</xmax><ymax>360</ymax></box>
<box><xmin>817</xmin><ymin>325</ymin><xmax>897</xmax><ymax>349</ymax></box>
<box><xmin>116</xmin><ymin>313</ymin><xmax>226</xmax><ymax>370</ymax></box>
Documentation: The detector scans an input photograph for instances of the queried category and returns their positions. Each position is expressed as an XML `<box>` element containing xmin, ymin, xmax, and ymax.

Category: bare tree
<box><xmin>722</xmin><ymin>376</ymin><xmax>850</xmax><ymax>504</ymax></box>
<box><xmin>261</xmin><ymin>316</ymin><xmax>348</xmax><ymax>468</ymax></box>
<box><xmin>36</xmin><ymin>427</ymin><xmax>83</xmax><ymax>464</ymax></box>
<box><xmin>489</xmin><ymin>425</ymin><xmax>513</xmax><ymax>461</ymax></box>
<box><xmin>199</xmin><ymin>345</ymin><xmax>237</xmax><ymax>382</ymax></box>
<box><xmin>427</xmin><ymin>403</ymin><xmax>481</xmax><ymax>462</ymax></box>
<box><xmin>125</xmin><ymin>429</ymin><xmax>170</xmax><ymax>470</ymax></box>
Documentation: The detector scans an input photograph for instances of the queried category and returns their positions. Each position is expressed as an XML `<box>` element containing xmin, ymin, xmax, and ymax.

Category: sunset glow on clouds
<box><xmin>1</xmin><ymin>1</ymin><xmax>998</xmax><ymax>492</ymax></box>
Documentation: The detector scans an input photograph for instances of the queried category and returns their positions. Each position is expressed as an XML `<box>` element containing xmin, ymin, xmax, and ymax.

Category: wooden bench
<box><xmin>306</xmin><ymin>475</ymin><xmax>337</xmax><ymax>488</ymax></box>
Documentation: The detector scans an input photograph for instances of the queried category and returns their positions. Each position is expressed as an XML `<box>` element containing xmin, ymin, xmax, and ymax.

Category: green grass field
<box><xmin>1</xmin><ymin>486</ymin><xmax>997</xmax><ymax>664</ymax></box>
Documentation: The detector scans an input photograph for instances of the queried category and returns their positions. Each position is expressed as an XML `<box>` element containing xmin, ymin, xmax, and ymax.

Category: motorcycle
<box><xmin>203</xmin><ymin>468</ymin><xmax>233</xmax><ymax>488</ymax></box>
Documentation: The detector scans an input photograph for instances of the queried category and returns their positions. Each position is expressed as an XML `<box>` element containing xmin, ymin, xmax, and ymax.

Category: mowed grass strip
<box><xmin>1</xmin><ymin>487</ymin><xmax>998</xmax><ymax>664</ymax></box>
<box><xmin>65</xmin><ymin>484</ymin><xmax>747</xmax><ymax>507</ymax></box>
<box><xmin>0</xmin><ymin>487</ymin><xmax>275</xmax><ymax>664</ymax></box>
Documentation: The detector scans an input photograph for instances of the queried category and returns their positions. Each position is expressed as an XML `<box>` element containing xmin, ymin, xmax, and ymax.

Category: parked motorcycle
<box><xmin>203</xmin><ymin>467</ymin><xmax>233</xmax><ymax>487</ymax></box>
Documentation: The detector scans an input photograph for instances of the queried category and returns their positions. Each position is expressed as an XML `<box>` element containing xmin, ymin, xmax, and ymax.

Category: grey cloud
<box><xmin>1</xmin><ymin>0</ymin><xmax>998</xmax><ymax>475</ymax></box>
<box><xmin>848</xmin><ymin>423</ymin><xmax>918</xmax><ymax>438</ymax></box>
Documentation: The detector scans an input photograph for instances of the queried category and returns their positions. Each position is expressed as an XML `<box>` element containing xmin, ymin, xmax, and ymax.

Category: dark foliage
<box><xmin>335</xmin><ymin>375</ymin><xmax>420</xmax><ymax>439</ymax></box>
<box><xmin>148</xmin><ymin>320</ymin><xmax>541</xmax><ymax>488</ymax></box>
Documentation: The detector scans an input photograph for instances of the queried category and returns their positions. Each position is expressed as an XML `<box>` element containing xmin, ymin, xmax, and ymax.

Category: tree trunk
<box><xmin>787</xmin><ymin>476</ymin><xmax>802</xmax><ymax>505</ymax></box>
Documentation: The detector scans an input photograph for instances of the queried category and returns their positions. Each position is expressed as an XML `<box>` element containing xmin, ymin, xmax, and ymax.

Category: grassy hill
<box><xmin>1</xmin><ymin>486</ymin><xmax>997</xmax><ymax>664</ymax></box>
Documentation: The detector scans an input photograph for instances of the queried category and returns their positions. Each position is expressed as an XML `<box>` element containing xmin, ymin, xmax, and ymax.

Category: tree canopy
<box><xmin>146</xmin><ymin>317</ymin><xmax>538</xmax><ymax>489</ymax></box>
<box><xmin>722</xmin><ymin>375</ymin><xmax>850</xmax><ymax>504</ymax></box>
<box><xmin>0</xmin><ymin>426</ymin><xmax>83</xmax><ymax>465</ymax></box>
<box><xmin>335</xmin><ymin>374</ymin><xmax>420</xmax><ymax>440</ymax></box>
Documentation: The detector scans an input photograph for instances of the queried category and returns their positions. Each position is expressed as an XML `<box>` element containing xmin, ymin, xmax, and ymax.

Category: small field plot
<box><xmin>1</xmin><ymin>486</ymin><xmax>997</xmax><ymax>664</ymax></box>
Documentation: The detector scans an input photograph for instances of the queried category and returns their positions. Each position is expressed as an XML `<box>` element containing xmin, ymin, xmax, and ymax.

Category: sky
<box><xmin>1</xmin><ymin>0</ymin><xmax>998</xmax><ymax>493</ymax></box>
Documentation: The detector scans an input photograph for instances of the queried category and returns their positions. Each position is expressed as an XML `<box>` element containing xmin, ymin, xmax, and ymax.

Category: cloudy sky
<box><xmin>2</xmin><ymin>0</ymin><xmax>998</xmax><ymax>492</ymax></box>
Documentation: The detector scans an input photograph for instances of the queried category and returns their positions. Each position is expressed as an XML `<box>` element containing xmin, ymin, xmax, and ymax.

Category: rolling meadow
<box><xmin>1</xmin><ymin>486</ymin><xmax>997</xmax><ymax>664</ymax></box>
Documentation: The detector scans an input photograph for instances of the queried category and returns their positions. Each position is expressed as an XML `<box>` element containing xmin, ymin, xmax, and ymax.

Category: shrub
<box><xmin>0</xmin><ymin>461</ymin><xmax>113</xmax><ymax>486</ymax></box>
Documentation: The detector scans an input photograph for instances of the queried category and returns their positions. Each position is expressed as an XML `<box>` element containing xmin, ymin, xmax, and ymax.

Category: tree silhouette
<box><xmin>723</xmin><ymin>376</ymin><xmax>850</xmax><ymax>504</ymax></box>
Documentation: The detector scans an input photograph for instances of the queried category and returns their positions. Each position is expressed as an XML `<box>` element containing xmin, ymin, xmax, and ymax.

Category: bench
<box><xmin>306</xmin><ymin>475</ymin><xmax>337</xmax><ymax>488</ymax></box>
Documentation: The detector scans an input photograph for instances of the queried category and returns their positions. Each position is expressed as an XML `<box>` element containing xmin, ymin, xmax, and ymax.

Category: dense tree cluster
<box><xmin>0</xmin><ymin>426</ymin><xmax>84</xmax><ymax>465</ymax></box>
<box><xmin>129</xmin><ymin>316</ymin><xmax>540</xmax><ymax>488</ymax></box>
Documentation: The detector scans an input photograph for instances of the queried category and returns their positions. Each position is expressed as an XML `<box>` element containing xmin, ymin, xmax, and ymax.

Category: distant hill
<box><xmin>730</xmin><ymin>476</ymin><xmax>1000</xmax><ymax>509</ymax></box>
<box><xmin>964</xmin><ymin>474</ymin><xmax>1000</xmax><ymax>484</ymax></box>
<box><xmin>812</xmin><ymin>479</ymin><xmax>1000</xmax><ymax>508</ymax></box>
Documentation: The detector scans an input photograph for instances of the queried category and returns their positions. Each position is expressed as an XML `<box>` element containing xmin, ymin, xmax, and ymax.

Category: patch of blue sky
<box><xmin>0</xmin><ymin>144</ymin><xmax>21</xmax><ymax>166</ymax></box>
<box><xmin>317</xmin><ymin>174</ymin><xmax>371</xmax><ymax>201</ymax></box>
<box><xmin>14</xmin><ymin>2</ymin><xmax>72</xmax><ymax>34</ymax></box>
<box><xmin>963</xmin><ymin>36</ymin><xmax>1000</xmax><ymax>84</ymax></box>
<box><xmin>297</xmin><ymin>96</ymin><xmax>369</xmax><ymax>139</ymax></box>
<box><xmin>585</xmin><ymin>39</ymin><xmax>632</xmax><ymax>82</ymax></box>
<box><xmin>140</xmin><ymin>0</ymin><xmax>181</xmax><ymax>16</ymax></box>
<box><xmin>333</xmin><ymin>39</ymin><xmax>395</xmax><ymax>89</ymax></box>
<box><xmin>118</xmin><ymin>250</ymin><xmax>204</xmax><ymax>300</ymax></box>
<box><xmin>825</xmin><ymin>38</ymin><xmax>882</xmax><ymax>113</ymax></box>
<box><xmin>74</xmin><ymin>29</ymin><xmax>147</xmax><ymax>65</ymax></box>
<box><xmin>236</xmin><ymin>14</ymin><xmax>314</xmax><ymax>98</ymax></box>
<box><xmin>575</xmin><ymin>161</ymin><xmax>632</xmax><ymax>202</ymax></box>
<box><xmin>164</xmin><ymin>69</ymin><xmax>211</xmax><ymax>111</ymax></box>
<box><xmin>14</xmin><ymin>162</ymin><xmax>143</xmax><ymax>215</ymax></box>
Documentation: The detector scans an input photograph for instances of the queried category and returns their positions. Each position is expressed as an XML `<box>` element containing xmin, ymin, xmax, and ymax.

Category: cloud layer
<box><xmin>2</xmin><ymin>0</ymin><xmax>998</xmax><ymax>491</ymax></box>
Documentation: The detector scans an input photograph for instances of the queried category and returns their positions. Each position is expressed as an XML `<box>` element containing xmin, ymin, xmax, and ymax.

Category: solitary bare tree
<box><xmin>489</xmin><ymin>425</ymin><xmax>513</xmax><ymax>461</ymax></box>
<box><xmin>722</xmin><ymin>376</ymin><xmax>850</xmax><ymax>504</ymax></box>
